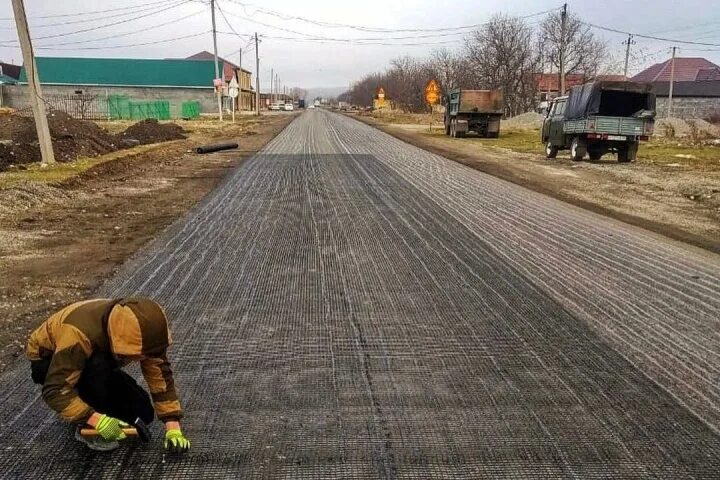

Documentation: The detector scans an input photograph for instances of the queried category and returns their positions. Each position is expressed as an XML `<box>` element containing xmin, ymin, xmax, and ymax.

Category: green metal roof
<box><xmin>0</xmin><ymin>74</ymin><xmax>17</xmax><ymax>84</ymax></box>
<box><xmin>19</xmin><ymin>57</ymin><xmax>219</xmax><ymax>88</ymax></box>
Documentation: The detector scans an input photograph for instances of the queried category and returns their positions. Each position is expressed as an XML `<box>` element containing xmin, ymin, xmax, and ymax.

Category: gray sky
<box><xmin>1</xmin><ymin>0</ymin><xmax>719</xmax><ymax>89</ymax></box>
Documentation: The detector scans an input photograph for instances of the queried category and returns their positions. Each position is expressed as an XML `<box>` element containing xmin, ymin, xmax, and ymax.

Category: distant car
<box><xmin>270</xmin><ymin>103</ymin><xmax>281</xmax><ymax>111</ymax></box>
<box><xmin>308</xmin><ymin>105</ymin><xmax>316</xmax><ymax>109</ymax></box>
<box><xmin>283</xmin><ymin>103</ymin><xmax>294</xmax><ymax>111</ymax></box>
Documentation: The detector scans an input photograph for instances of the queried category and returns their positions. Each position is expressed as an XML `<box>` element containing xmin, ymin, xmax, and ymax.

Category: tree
<box><xmin>541</xmin><ymin>11</ymin><xmax>607</xmax><ymax>87</ymax></box>
<box><xmin>464</xmin><ymin>14</ymin><xmax>541</xmax><ymax>116</ymax></box>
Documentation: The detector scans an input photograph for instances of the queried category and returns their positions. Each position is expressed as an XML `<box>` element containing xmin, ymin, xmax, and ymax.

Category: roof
<box><xmin>650</xmin><ymin>80</ymin><xmax>720</xmax><ymax>97</ymax></box>
<box><xmin>19</xmin><ymin>57</ymin><xmax>218</xmax><ymax>88</ymax></box>
<box><xmin>0</xmin><ymin>62</ymin><xmax>21</xmax><ymax>80</ymax></box>
<box><xmin>535</xmin><ymin>73</ymin><xmax>586</xmax><ymax>92</ymax></box>
<box><xmin>0</xmin><ymin>74</ymin><xmax>17</xmax><ymax>84</ymax></box>
<box><xmin>186</xmin><ymin>51</ymin><xmax>251</xmax><ymax>80</ymax></box>
<box><xmin>631</xmin><ymin>57</ymin><xmax>720</xmax><ymax>82</ymax></box>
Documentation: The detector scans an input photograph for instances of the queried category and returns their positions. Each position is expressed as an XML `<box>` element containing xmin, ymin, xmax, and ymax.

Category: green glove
<box><xmin>95</xmin><ymin>414</ymin><xmax>127</xmax><ymax>441</ymax></box>
<box><xmin>164</xmin><ymin>429</ymin><xmax>190</xmax><ymax>453</ymax></box>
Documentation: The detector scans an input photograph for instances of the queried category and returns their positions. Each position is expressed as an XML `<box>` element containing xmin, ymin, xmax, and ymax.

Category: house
<box><xmin>632</xmin><ymin>57</ymin><xmax>720</xmax><ymax>118</ymax></box>
<box><xmin>0</xmin><ymin>62</ymin><xmax>21</xmax><ymax>80</ymax></box>
<box><xmin>186</xmin><ymin>51</ymin><xmax>255</xmax><ymax>111</ymax></box>
<box><xmin>631</xmin><ymin>57</ymin><xmax>720</xmax><ymax>82</ymax></box>
<box><xmin>12</xmin><ymin>57</ymin><xmax>219</xmax><ymax>117</ymax></box>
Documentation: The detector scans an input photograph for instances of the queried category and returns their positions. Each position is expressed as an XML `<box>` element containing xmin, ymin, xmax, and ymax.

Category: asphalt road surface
<box><xmin>1</xmin><ymin>110</ymin><xmax>719</xmax><ymax>479</ymax></box>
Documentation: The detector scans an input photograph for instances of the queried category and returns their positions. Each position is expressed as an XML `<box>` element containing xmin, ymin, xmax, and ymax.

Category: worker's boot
<box><xmin>74</xmin><ymin>427</ymin><xmax>120</xmax><ymax>452</ymax></box>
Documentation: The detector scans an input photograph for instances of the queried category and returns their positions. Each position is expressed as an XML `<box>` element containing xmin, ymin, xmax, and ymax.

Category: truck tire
<box><xmin>627</xmin><ymin>141</ymin><xmax>639</xmax><ymax>161</ymax></box>
<box><xmin>445</xmin><ymin>120</ymin><xmax>450</xmax><ymax>135</ymax></box>
<box><xmin>456</xmin><ymin>129</ymin><xmax>466</xmax><ymax>138</ymax></box>
<box><xmin>588</xmin><ymin>149</ymin><xmax>603</xmax><ymax>160</ymax></box>
<box><xmin>570</xmin><ymin>136</ymin><xmax>586</xmax><ymax>161</ymax></box>
<box><xmin>545</xmin><ymin>141</ymin><xmax>558</xmax><ymax>159</ymax></box>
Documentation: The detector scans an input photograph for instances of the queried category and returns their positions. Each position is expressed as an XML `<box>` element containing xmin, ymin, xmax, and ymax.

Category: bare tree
<box><xmin>464</xmin><ymin>14</ymin><xmax>540</xmax><ymax>116</ymax></box>
<box><xmin>541</xmin><ymin>11</ymin><xmax>607</xmax><ymax>85</ymax></box>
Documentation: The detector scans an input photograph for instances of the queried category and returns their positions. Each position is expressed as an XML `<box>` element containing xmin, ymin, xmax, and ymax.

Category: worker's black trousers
<box><xmin>31</xmin><ymin>354</ymin><xmax>155</xmax><ymax>426</ymax></box>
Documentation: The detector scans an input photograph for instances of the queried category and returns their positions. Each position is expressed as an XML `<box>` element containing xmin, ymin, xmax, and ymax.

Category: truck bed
<box><xmin>564</xmin><ymin>116</ymin><xmax>651</xmax><ymax>136</ymax></box>
<box><xmin>454</xmin><ymin>90</ymin><xmax>503</xmax><ymax>114</ymax></box>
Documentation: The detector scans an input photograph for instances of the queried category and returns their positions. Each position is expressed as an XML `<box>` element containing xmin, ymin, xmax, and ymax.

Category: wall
<box><xmin>656</xmin><ymin>96</ymin><xmax>720</xmax><ymax>119</ymax></box>
<box><xmin>2</xmin><ymin>84</ymin><xmax>217</xmax><ymax>117</ymax></box>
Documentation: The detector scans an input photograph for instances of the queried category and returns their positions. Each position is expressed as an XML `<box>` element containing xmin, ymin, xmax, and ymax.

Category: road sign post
<box><xmin>228</xmin><ymin>76</ymin><xmax>239</xmax><ymax>123</ymax></box>
<box><xmin>424</xmin><ymin>79</ymin><xmax>441</xmax><ymax>133</ymax></box>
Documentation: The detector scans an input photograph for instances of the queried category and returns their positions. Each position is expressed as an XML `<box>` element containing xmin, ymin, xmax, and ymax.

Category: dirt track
<box><xmin>0</xmin><ymin>110</ymin><xmax>718</xmax><ymax>478</ymax></box>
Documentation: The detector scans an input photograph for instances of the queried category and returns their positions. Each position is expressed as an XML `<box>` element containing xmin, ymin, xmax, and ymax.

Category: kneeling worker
<box><xmin>27</xmin><ymin>298</ymin><xmax>191</xmax><ymax>452</ymax></box>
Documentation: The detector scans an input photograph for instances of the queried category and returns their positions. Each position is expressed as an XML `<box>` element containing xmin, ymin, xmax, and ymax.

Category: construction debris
<box><xmin>116</xmin><ymin>119</ymin><xmax>186</xmax><ymax>145</ymax></box>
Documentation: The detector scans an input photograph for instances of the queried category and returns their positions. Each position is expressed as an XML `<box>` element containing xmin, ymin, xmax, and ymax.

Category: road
<box><xmin>1</xmin><ymin>109</ymin><xmax>719</xmax><ymax>478</ymax></box>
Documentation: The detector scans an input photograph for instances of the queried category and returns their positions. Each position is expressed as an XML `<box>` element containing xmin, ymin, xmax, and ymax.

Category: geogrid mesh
<box><xmin>0</xmin><ymin>111</ymin><xmax>719</xmax><ymax>479</ymax></box>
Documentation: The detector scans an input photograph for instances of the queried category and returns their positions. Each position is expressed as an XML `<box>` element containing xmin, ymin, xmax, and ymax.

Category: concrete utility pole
<box><xmin>270</xmin><ymin>68</ymin><xmax>274</xmax><ymax>103</ymax></box>
<box><xmin>623</xmin><ymin>34</ymin><xmax>635</xmax><ymax>78</ymax></box>
<box><xmin>238</xmin><ymin>48</ymin><xmax>242</xmax><ymax>110</ymax></box>
<box><xmin>667</xmin><ymin>46</ymin><xmax>677</xmax><ymax>118</ymax></box>
<box><xmin>11</xmin><ymin>0</ymin><xmax>54</xmax><ymax>165</ymax></box>
<box><xmin>255</xmin><ymin>32</ymin><xmax>260</xmax><ymax>116</ymax></box>
<box><xmin>559</xmin><ymin>3</ymin><xmax>568</xmax><ymax>95</ymax></box>
<box><xmin>210</xmin><ymin>0</ymin><xmax>223</xmax><ymax>121</ymax></box>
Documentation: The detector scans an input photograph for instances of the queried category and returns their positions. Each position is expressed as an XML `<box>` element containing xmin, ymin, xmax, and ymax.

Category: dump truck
<box><xmin>541</xmin><ymin>81</ymin><xmax>656</xmax><ymax>162</ymax></box>
<box><xmin>443</xmin><ymin>89</ymin><xmax>503</xmax><ymax>138</ymax></box>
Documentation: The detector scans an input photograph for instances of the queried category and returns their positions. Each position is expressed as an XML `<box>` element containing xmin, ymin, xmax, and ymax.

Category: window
<box><xmin>555</xmin><ymin>100</ymin><xmax>566</xmax><ymax>116</ymax></box>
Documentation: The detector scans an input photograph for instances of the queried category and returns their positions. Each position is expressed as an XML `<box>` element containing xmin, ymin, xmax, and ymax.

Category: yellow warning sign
<box><xmin>424</xmin><ymin>79</ymin><xmax>441</xmax><ymax>105</ymax></box>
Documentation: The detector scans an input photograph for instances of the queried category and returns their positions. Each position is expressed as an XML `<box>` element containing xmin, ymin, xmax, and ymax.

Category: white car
<box><xmin>269</xmin><ymin>103</ymin><xmax>281</xmax><ymax>111</ymax></box>
<box><xmin>308</xmin><ymin>105</ymin><xmax>315</xmax><ymax>109</ymax></box>
<box><xmin>283</xmin><ymin>103</ymin><xmax>294</xmax><ymax>111</ymax></box>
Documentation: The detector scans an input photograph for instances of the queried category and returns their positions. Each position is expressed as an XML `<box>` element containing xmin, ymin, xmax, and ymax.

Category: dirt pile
<box><xmin>0</xmin><ymin>115</ymin><xmax>189</xmax><ymax>172</ymax></box>
<box><xmin>503</xmin><ymin>112</ymin><xmax>544</xmax><ymax>129</ymax></box>
<box><xmin>116</xmin><ymin>119</ymin><xmax>186</xmax><ymax>145</ymax></box>
<box><xmin>0</xmin><ymin>111</ymin><xmax>118</xmax><ymax>169</ymax></box>
<box><xmin>655</xmin><ymin>118</ymin><xmax>720</xmax><ymax>139</ymax></box>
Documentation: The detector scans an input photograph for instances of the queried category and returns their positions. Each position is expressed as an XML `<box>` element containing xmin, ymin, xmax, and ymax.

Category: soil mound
<box><xmin>116</xmin><ymin>119</ymin><xmax>186</xmax><ymax>145</ymax></box>
<box><xmin>0</xmin><ymin>111</ymin><xmax>118</xmax><ymax>170</ymax></box>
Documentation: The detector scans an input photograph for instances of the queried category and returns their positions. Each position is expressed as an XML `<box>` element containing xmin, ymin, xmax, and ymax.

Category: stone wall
<box><xmin>0</xmin><ymin>84</ymin><xmax>217</xmax><ymax>117</ymax></box>
<box><xmin>656</xmin><ymin>96</ymin><xmax>720</xmax><ymax>119</ymax></box>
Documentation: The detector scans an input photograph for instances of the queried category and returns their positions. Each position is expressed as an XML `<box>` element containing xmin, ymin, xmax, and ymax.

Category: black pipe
<box><xmin>195</xmin><ymin>142</ymin><xmax>239</xmax><ymax>154</ymax></box>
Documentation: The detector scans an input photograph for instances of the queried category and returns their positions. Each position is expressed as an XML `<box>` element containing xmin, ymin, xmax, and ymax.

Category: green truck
<box><xmin>443</xmin><ymin>89</ymin><xmax>503</xmax><ymax>138</ymax></box>
<box><xmin>541</xmin><ymin>81</ymin><xmax>656</xmax><ymax>162</ymax></box>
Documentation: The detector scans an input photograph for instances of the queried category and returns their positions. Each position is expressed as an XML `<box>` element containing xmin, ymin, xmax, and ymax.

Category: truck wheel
<box><xmin>445</xmin><ymin>120</ymin><xmax>450</xmax><ymax>135</ymax></box>
<box><xmin>627</xmin><ymin>142</ymin><xmax>639</xmax><ymax>162</ymax></box>
<box><xmin>588</xmin><ymin>149</ymin><xmax>603</xmax><ymax>160</ymax></box>
<box><xmin>545</xmin><ymin>141</ymin><xmax>558</xmax><ymax>159</ymax></box>
<box><xmin>570</xmin><ymin>137</ymin><xmax>586</xmax><ymax>161</ymax></box>
<box><xmin>456</xmin><ymin>129</ymin><xmax>466</xmax><ymax>138</ymax></box>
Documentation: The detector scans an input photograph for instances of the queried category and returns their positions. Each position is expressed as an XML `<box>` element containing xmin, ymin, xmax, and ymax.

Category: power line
<box><xmin>27</xmin><ymin>30</ymin><xmax>210</xmax><ymax>50</ymax></box>
<box><xmin>217</xmin><ymin>31</ymin><xmax>458</xmax><ymax>47</ymax></box>
<box><xmin>17</xmin><ymin>10</ymin><xmax>206</xmax><ymax>48</ymax></box>
<box><xmin>224</xmin><ymin>0</ymin><xmax>560</xmax><ymax>33</ymax></box>
<box><xmin>582</xmin><ymin>21</ymin><xmax>720</xmax><ymax>47</ymax></box>
<box><xmin>2</xmin><ymin>0</ymin><xmax>183</xmax><ymax>29</ymax></box>
<box><xmin>24</xmin><ymin>0</ymin><xmax>193</xmax><ymax>41</ymax></box>
<box><xmin>0</xmin><ymin>0</ymin><xmax>181</xmax><ymax>21</ymax></box>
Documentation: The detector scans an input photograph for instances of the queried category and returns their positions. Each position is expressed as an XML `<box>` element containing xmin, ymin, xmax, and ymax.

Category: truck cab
<box><xmin>541</xmin><ymin>81</ymin><xmax>655</xmax><ymax>162</ymax></box>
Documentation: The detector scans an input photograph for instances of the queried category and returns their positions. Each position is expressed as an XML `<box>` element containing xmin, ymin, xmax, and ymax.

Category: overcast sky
<box><xmin>1</xmin><ymin>0</ymin><xmax>718</xmax><ymax>90</ymax></box>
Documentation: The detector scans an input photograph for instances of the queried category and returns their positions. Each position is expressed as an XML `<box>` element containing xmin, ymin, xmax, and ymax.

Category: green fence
<box><xmin>181</xmin><ymin>100</ymin><xmax>201</xmax><ymax>119</ymax></box>
<box><xmin>108</xmin><ymin>95</ymin><xmax>175</xmax><ymax>120</ymax></box>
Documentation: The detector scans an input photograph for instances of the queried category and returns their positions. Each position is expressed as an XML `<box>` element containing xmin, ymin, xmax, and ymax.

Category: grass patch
<box><xmin>0</xmin><ymin>141</ymin><xmax>183</xmax><ymax>189</ymax></box>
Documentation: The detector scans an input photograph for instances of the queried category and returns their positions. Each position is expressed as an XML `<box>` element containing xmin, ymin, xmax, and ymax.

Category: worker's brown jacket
<box><xmin>26</xmin><ymin>298</ymin><xmax>183</xmax><ymax>423</ymax></box>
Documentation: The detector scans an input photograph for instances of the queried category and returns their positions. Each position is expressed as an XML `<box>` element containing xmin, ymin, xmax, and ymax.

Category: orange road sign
<box><xmin>424</xmin><ymin>79</ymin><xmax>441</xmax><ymax>105</ymax></box>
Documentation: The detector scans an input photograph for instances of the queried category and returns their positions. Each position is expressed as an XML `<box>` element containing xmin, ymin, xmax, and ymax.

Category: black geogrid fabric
<box><xmin>0</xmin><ymin>146</ymin><xmax>719</xmax><ymax>477</ymax></box>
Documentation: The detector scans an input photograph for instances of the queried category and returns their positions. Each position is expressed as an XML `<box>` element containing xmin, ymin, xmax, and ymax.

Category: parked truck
<box><xmin>542</xmin><ymin>81</ymin><xmax>656</xmax><ymax>162</ymax></box>
<box><xmin>443</xmin><ymin>89</ymin><xmax>503</xmax><ymax>138</ymax></box>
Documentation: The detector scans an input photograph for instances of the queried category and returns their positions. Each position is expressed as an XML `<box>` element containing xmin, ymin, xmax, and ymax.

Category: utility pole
<box><xmin>270</xmin><ymin>68</ymin><xmax>274</xmax><ymax>104</ymax></box>
<box><xmin>623</xmin><ymin>34</ymin><xmax>635</xmax><ymax>78</ymax></box>
<box><xmin>238</xmin><ymin>48</ymin><xmax>243</xmax><ymax>110</ymax></box>
<box><xmin>11</xmin><ymin>0</ymin><xmax>54</xmax><ymax>165</ymax></box>
<box><xmin>254</xmin><ymin>32</ymin><xmax>260</xmax><ymax>116</ymax></box>
<box><xmin>210</xmin><ymin>0</ymin><xmax>222</xmax><ymax>121</ymax></box>
<box><xmin>667</xmin><ymin>46</ymin><xmax>677</xmax><ymax>118</ymax></box>
<box><xmin>559</xmin><ymin>3</ymin><xmax>568</xmax><ymax>95</ymax></box>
